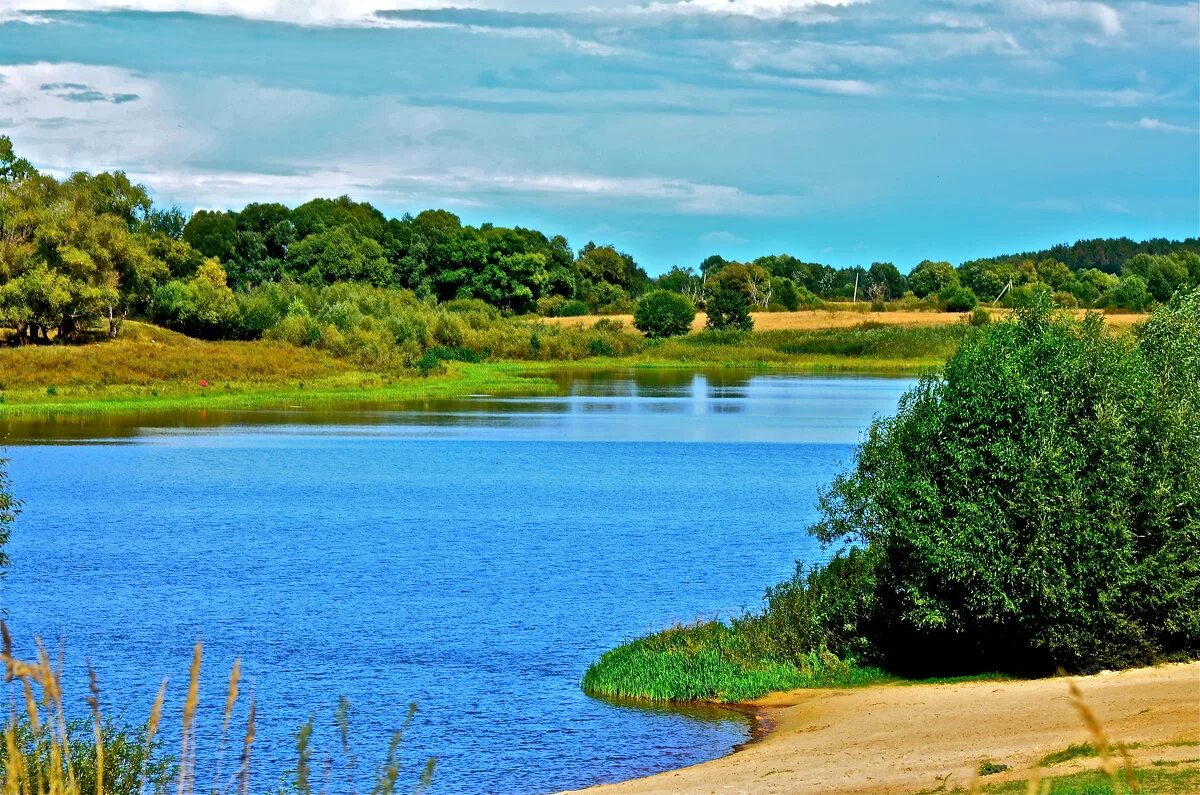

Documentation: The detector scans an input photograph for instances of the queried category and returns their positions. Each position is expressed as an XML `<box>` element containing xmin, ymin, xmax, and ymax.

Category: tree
<box><xmin>1111</xmin><ymin>275</ymin><xmax>1152</xmax><ymax>311</ymax></box>
<box><xmin>813</xmin><ymin>294</ymin><xmax>1200</xmax><ymax>673</ymax></box>
<box><xmin>1124</xmin><ymin>253</ymin><xmax>1191</xmax><ymax>303</ymax></box>
<box><xmin>286</xmin><ymin>227</ymin><xmax>392</xmax><ymax>287</ymax></box>
<box><xmin>182</xmin><ymin>210</ymin><xmax>238</xmax><ymax>263</ymax></box>
<box><xmin>772</xmin><ymin>277</ymin><xmax>800</xmax><ymax>311</ymax></box>
<box><xmin>704</xmin><ymin>269</ymin><xmax>754</xmax><ymax>332</ymax></box>
<box><xmin>907</xmin><ymin>260</ymin><xmax>959</xmax><ymax>298</ymax></box>
<box><xmin>152</xmin><ymin>259</ymin><xmax>240</xmax><ymax>338</ymax></box>
<box><xmin>634</xmin><ymin>290</ymin><xmax>695</xmax><ymax>338</ymax></box>
<box><xmin>867</xmin><ymin>262</ymin><xmax>906</xmax><ymax>299</ymax></box>
<box><xmin>0</xmin><ymin>136</ymin><xmax>34</xmax><ymax>183</ymax></box>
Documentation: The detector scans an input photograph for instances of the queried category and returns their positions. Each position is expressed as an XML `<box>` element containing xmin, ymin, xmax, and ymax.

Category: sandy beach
<box><xmin>569</xmin><ymin>662</ymin><xmax>1200</xmax><ymax>795</ymax></box>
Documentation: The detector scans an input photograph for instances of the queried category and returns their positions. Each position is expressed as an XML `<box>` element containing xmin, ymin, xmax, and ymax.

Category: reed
<box><xmin>0</xmin><ymin>624</ymin><xmax>434</xmax><ymax>794</ymax></box>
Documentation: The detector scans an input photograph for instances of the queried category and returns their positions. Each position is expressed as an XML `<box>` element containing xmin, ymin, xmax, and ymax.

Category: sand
<box><xmin>568</xmin><ymin>662</ymin><xmax>1200</xmax><ymax>795</ymax></box>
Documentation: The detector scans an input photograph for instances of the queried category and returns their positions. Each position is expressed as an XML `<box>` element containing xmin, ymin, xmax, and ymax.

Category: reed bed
<box><xmin>0</xmin><ymin>625</ymin><xmax>434</xmax><ymax>795</ymax></box>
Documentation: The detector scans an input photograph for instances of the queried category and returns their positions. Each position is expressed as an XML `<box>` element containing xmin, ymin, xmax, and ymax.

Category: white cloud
<box><xmin>746</xmin><ymin>73</ymin><xmax>882</xmax><ymax>94</ymax></box>
<box><xmin>0</xmin><ymin>1</ymin><xmax>453</xmax><ymax>28</ymax></box>
<box><xmin>1106</xmin><ymin>117</ymin><xmax>1199</xmax><ymax>133</ymax></box>
<box><xmin>1</xmin><ymin>62</ymin><xmax>787</xmax><ymax>216</ymax></box>
<box><xmin>730</xmin><ymin>41</ymin><xmax>904</xmax><ymax>74</ymax></box>
<box><xmin>890</xmin><ymin>29</ymin><xmax>1026</xmax><ymax>58</ymax></box>
<box><xmin>1007</xmin><ymin>0</ymin><xmax>1123</xmax><ymax>39</ymax></box>
<box><xmin>637</xmin><ymin>0</ymin><xmax>861</xmax><ymax>18</ymax></box>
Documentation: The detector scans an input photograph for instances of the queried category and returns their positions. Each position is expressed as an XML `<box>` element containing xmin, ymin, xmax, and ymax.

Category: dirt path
<box><xmin>568</xmin><ymin>662</ymin><xmax>1200</xmax><ymax>795</ymax></box>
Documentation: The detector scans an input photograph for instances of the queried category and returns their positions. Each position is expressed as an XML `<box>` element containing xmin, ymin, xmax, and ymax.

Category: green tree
<box><xmin>771</xmin><ymin>277</ymin><xmax>800</xmax><ymax>311</ymax></box>
<box><xmin>704</xmin><ymin>269</ymin><xmax>754</xmax><ymax>332</ymax></box>
<box><xmin>152</xmin><ymin>259</ymin><xmax>240</xmax><ymax>338</ymax></box>
<box><xmin>1111</xmin><ymin>274</ymin><xmax>1153</xmax><ymax>311</ymax></box>
<box><xmin>813</xmin><ymin>295</ymin><xmax>1200</xmax><ymax>673</ymax></box>
<box><xmin>286</xmin><ymin>226</ymin><xmax>393</xmax><ymax>287</ymax></box>
<box><xmin>634</xmin><ymin>290</ymin><xmax>695</xmax><ymax>338</ymax></box>
<box><xmin>867</xmin><ymin>262</ymin><xmax>906</xmax><ymax>299</ymax></box>
<box><xmin>182</xmin><ymin>210</ymin><xmax>238</xmax><ymax>263</ymax></box>
<box><xmin>907</xmin><ymin>260</ymin><xmax>959</xmax><ymax>298</ymax></box>
<box><xmin>0</xmin><ymin>135</ymin><xmax>34</xmax><ymax>183</ymax></box>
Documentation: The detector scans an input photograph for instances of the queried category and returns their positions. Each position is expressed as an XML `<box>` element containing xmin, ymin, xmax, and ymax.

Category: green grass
<box><xmin>942</xmin><ymin>765</ymin><xmax>1200</xmax><ymax>794</ymax></box>
<box><xmin>1040</xmin><ymin>743</ymin><xmax>1102</xmax><ymax>767</ymax></box>
<box><xmin>580</xmin><ymin>621</ymin><xmax>889</xmax><ymax>703</ymax></box>
<box><xmin>0</xmin><ymin>363</ymin><xmax>558</xmax><ymax>419</ymax></box>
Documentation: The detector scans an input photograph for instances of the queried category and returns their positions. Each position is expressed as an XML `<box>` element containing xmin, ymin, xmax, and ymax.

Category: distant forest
<box><xmin>1</xmin><ymin>136</ymin><xmax>1197</xmax><ymax>343</ymax></box>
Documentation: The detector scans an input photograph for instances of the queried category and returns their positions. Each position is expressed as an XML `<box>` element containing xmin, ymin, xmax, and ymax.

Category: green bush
<box><xmin>0</xmin><ymin>718</ymin><xmax>176</xmax><ymax>795</ymax></box>
<box><xmin>968</xmin><ymin>307</ymin><xmax>991</xmax><ymax>327</ymax></box>
<box><xmin>939</xmin><ymin>285</ymin><xmax>978</xmax><ymax>312</ymax></box>
<box><xmin>813</xmin><ymin>292</ymin><xmax>1200</xmax><ymax>673</ymax></box>
<box><xmin>633</xmin><ymin>290</ymin><xmax>696</xmax><ymax>338</ymax></box>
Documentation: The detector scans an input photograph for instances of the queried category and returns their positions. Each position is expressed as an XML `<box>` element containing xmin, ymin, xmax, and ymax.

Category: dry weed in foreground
<box><xmin>0</xmin><ymin>624</ymin><xmax>435</xmax><ymax>794</ymax></box>
<box><xmin>962</xmin><ymin>678</ymin><xmax>1143</xmax><ymax>795</ymax></box>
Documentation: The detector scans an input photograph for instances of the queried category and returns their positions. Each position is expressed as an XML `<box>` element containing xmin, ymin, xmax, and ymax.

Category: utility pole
<box><xmin>995</xmin><ymin>278</ymin><xmax>1014</xmax><ymax>307</ymax></box>
<box><xmin>853</xmin><ymin>271</ymin><xmax>860</xmax><ymax>304</ymax></box>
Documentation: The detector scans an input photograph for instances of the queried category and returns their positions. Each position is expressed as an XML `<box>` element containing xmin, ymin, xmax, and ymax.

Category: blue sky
<box><xmin>0</xmin><ymin>1</ymin><xmax>1196</xmax><ymax>274</ymax></box>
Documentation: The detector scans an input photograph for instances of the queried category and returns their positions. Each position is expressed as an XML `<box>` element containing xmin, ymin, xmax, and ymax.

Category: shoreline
<box><xmin>0</xmin><ymin>358</ymin><xmax>932</xmax><ymax>421</ymax></box>
<box><xmin>567</xmin><ymin>662</ymin><xmax>1200</xmax><ymax>795</ymax></box>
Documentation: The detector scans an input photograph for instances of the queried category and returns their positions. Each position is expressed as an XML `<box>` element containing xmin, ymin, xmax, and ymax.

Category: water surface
<box><xmin>1</xmin><ymin>369</ymin><xmax>913</xmax><ymax>794</ymax></box>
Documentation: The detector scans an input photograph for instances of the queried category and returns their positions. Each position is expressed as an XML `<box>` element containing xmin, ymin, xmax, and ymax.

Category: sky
<box><xmin>0</xmin><ymin>1</ymin><xmax>1197</xmax><ymax>274</ymax></box>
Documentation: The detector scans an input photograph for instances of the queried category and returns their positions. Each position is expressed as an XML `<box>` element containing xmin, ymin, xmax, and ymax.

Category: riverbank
<box><xmin>570</xmin><ymin>662</ymin><xmax>1200</xmax><ymax>795</ymax></box>
<box><xmin>0</xmin><ymin>310</ymin><xmax>1146</xmax><ymax>419</ymax></box>
<box><xmin>0</xmin><ymin>320</ymin><xmax>956</xmax><ymax>420</ymax></box>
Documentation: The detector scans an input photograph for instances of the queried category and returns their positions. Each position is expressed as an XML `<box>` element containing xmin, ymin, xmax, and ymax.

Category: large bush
<box><xmin>813</xmin><ymin>292</ymin><xmax>1200</xmax><ymax>673</ymax></box>
<box><xmin>633</xmin><ymin>290</ymin><xmax>695</xmax><ymax>338</ymax></box>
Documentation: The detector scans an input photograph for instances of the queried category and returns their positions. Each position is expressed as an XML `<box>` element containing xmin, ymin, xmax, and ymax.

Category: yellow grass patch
<box><xmin>537</xmin><ymin>308</ymin><xmax>1149</xmax><ymax>334</ymax></box>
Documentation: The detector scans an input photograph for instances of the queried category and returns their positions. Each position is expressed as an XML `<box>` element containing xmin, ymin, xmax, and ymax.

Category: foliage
<box><xmin>939</xmin><ymin>284</ymin><xmax>978</xmax><ymax>312</ymax></box>
<box><xmin>0</xmin><ymin>717</ymin><xmax>176</xmax><ymax>795</ymax></box>
<box><xmin>909</xmin><ymin>260</ymin><xmax>960</xmax><ymax>298</ymax></box>
<box><xmin>151</xmin><ymin>260</ymin><xmax>240</xmax><ymax>339</ymax></box>
<box><xmin>633</xmin><ymin>290</ymin><xmax>695</xmax><ymax>338</ymax></box>
<box><xmin>813</xmin><ymin>292</ymin><xmax>1200</xmax><ymax>673</ymax></box>
<box><xmin>704</xmin><ymin>269</ymin><xmax>754</xmax><ymax>332</ymax></box>
<box><xmin>0</xmin><ymin>630</ymin><xmax>436</xmax><ymax>795</ymax></box>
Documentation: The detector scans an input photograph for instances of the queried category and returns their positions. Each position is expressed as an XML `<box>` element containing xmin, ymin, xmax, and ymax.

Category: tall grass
<box><xmin>580</xmin><ymin>621</ymin><xmax>886</xmax><ymax>703</ymax></box>
<box><xmin>0</xmin><ymin>625</ymin><xmax>434</xmax><ymax>794</ymax></box>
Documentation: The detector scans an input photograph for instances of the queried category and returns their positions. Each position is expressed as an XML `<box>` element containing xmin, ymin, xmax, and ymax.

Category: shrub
<box><xmin>968</xmin><ymin>307</ymin><xmax>991</xmax><ymax>327</ymax></box>
<box><xmin>558</xmin><ymin>299</ymin><xmax>590</xmax><ymax>317</ymax></box>
<box><xmin>633</xmin><ymin>290</ymin><xmax>696</xmax><ymax>338</ymax></box>
<box><xmin>939</xmin><ymin>285</ymin><xmax>978</xmax><ymax>312</ymax></box>
<box><xmin>812</xmin><ymin>292</ymin><xmax>1200</xmax><ymax>674</ymax></box>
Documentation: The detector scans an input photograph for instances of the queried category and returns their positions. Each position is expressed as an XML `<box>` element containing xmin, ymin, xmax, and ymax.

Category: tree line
<box><xmin>2</xmin><ymin>136</ymin><xmax>1197</xmax><ymax>344</ymax></box>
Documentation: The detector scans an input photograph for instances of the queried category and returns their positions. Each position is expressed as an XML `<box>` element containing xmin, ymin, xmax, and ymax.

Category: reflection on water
<box><xmin>3</xmin><ymin>369</ymin><xmax>912</xmax><ymax>446</ymax></box>
<box><xmin>0</xmin><ymin>369</ymin><xmax>914</xmax><ymax>794</ymax></box>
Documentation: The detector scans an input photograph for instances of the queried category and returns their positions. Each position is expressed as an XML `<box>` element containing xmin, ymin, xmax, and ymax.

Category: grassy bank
<box><xmin>0</xmin><ymin>319</ymin><xmax>976</xmax><ymax>419</ymax></box>
<box><xmin>581</xmin><ymin>622</ymin><xmax>889</xmax><ymax>703</ymax></box>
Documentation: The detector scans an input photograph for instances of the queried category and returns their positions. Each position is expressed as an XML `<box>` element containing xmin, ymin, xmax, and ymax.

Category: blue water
<box><xmin>0</xmin><ymin>370</ymin><xmax>913</xmax><ymax>794</ymax></box>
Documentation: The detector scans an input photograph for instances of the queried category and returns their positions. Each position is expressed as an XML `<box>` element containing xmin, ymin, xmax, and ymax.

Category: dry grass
<box><xmin>538</xmin><ymin>309</ymin><xmax>1150</xmax><ymax>334</ymax></box>
<box><xmin>0</xmin><ymin>624</ymin><xmax>435</xmax><ymax>795</ymax></box>
<box><xmin>0</xmin><ymin>322</ymin><xmax>352</xmax><ymax>391</ymax></box>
